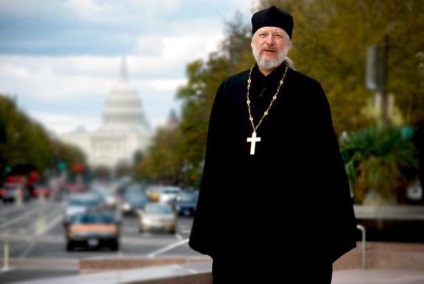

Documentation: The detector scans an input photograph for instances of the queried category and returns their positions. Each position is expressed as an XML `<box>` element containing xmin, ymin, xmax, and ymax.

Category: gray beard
<box><xmin>252</xmin><ymin>45</ymin><xmax>289</xmax><ymax>71</ymax></box>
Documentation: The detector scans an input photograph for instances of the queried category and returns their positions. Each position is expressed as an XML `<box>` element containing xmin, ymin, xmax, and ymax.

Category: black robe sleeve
<box><xmin>301</xmin><ymin>77</ymin><xmax>357</xmax><ymax>263</ymax></box>
<box><xmin>188</xmin><ymin>79</ymin><xmax>229</xmax><ymax>257</ymax></box>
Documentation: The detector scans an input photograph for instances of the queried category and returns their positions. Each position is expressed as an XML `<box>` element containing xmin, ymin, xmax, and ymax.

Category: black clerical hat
<box><xmin>251</xmin><ymin>6</ymin><xmax>294</xmax><ymax>38</ymax></box>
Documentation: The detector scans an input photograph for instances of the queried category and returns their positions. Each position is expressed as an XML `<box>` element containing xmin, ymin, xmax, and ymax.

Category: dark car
<box><xmin>63</xmin><ymin>192</ymin><xmax>103</xmax><ymax>225</ymax></box>
<box><xmin>120</xmin><ymin>188</ymin><xmax>149</xmax><ymax>215</ymax></box>
<box><xmin>29</xmin><ymin>182</ymin><xmax>51</xmax><ymax>199</ymax></box>
<box><xmin>174</xmin><ymin>191</ymin><xmax>198</xmax><ymax>217</ymax></box>
<box><xmin>65</xmin><ymin>210</ymin><xmax>120</xmax><ymax>251</ymax></box>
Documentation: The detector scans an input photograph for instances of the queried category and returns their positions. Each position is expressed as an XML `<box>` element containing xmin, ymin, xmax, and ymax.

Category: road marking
<box><xmin>147</xmin><ymin>238</ymin><xmax>189</xmax><ymax>258</ymax></box>
<box><xmin>0</xmin><ymin>206</ymin><xmax>40</xmax><ymax>230</ymax></box>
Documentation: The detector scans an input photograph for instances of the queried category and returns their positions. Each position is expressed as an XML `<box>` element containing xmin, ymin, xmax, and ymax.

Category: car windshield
<box><xmin>177</xmin><ymin>193</ymin><xmax>197</xmax><ymax>202</ymax></box>
<box><xmin>163</xmin><ymin>189</ymin><xmax>179</xmax><ymax>194</ymax></box>
<box><xmin>68</xmin><ymin>198</ymin><xmax>99</xmax><ymax>207</ymax></box>
<box><xmin>146</xmin><ymin>204</ymin><xmax>173</xmax><ymax>214</ymax></box>
<box><xmin>72</xmin><ymin>213</ymin><xmax>114</xmax><ymax>224</ymax></box>
<box><xmin>125</xmin><ymin>191</ymin><xmax>147</xmax><ymax>201</ymax></box>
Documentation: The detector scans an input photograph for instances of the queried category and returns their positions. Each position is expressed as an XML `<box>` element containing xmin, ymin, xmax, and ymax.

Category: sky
<box><xmin>0</xmin><ymin>0</ymin><xmax>257</xmax><ymax>136</ymax></box>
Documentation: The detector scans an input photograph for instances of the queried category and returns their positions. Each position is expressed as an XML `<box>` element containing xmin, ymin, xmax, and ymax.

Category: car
<box><xmin>120</xmin><ymin>188</ymin><xmax>149</xmax><ymax>215</ymax></box>
<box><xmin>174</xmin><ymin>191</ymin><xmax>198</xmax><ymax>217</ymax></box>
<box><xmin>144</xmin><ymin>185</ymin><xmax>164</xmax><ymax>202</ymax></box>
<box><xmin>158</xmin><ymin>186</ymin><xmax>183</xmax><ymax>205</ymax></box>
<box><xmin>29</xmin><ymin>182</ymin><xmax>51</xmax><ymax>199</ymax></box>
<box><xmin>137</xmin><ymin>202</ymin><xmax>177</xmax><ymax>234</ymax></box>
<box><xmin>0</xmin><ymin>181</ymin><xmax>31</xmax><ymax>203</ymax></box>
<box><xmin>65</xmin><ymin>210</ymin><xmax>120</xmax><ymax>251</ymax></box>
<box><xmin>63</xmin><ymin>192</ymin><xmax>103</xmax><ymax>225</ymax></box>
<box><xmin>91</xmin><ymin>184</ymin><xmax>119</xmax><ymax>208</ymax></box>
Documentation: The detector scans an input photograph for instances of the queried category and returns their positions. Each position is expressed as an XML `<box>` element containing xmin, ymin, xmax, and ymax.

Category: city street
<box><xmin>0</xmin><ymin>197</ymin><xmax>200</xmax><ymax>283</ymax></box>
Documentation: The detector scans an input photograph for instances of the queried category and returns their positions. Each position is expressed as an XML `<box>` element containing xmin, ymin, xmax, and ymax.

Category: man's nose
<box><xmin>265</xmin><ymin>35</ymin><xmax>274</xmax><ymax>45</ymax></box>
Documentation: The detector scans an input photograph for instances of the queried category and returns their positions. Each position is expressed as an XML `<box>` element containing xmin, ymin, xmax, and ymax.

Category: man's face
<box><xmin>251</xmin><ymin>27</ymin><xmax>291</xmax><ymax>71</ymax></box>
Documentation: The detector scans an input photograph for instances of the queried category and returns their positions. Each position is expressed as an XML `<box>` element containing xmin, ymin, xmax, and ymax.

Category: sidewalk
<box><xmin>5</xmin><ymin>241</ymin><xmax>424</xmax><ymax>283</ymax></box>
<box><xmin>9</xmin><ymin>262</ymin><xmax>424</xmax><ymax>284</ymax></box>
<box><xmin>332</xmin><ymin>269</ymin><xmax>424</xmax><ymax>284</ymax></box>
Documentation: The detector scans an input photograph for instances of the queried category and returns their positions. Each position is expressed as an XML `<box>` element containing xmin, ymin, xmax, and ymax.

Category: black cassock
<box><xmin>189</xmin><ymin>63</ymin><xmax>357</xmax><ymax>282</ymax></box>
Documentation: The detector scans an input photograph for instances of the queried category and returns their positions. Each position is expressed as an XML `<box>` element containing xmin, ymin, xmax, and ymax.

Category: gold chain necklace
<box><xmin>246</xmin><ymin>65</ymin><xmax>288</xmax><ymax>155</ymax></box>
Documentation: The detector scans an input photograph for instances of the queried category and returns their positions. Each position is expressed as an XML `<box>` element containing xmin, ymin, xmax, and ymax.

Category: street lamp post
<box><xmin>365</xmin><ymin>34</ymin><xmax>391</xmax><ymax>128</ymax></box>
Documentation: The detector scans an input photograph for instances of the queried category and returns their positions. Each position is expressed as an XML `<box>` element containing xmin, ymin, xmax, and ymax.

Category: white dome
<box><xmin>101</xmin><ymin>58</ymin><xmax>150</xmax><ymax>132</ymax></box>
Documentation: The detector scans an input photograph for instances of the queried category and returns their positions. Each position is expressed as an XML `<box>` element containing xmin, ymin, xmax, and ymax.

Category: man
<box><xmin>189</xmin><ymin>5</ymin><xmax>357</xmax><ymax>283</ymax></box>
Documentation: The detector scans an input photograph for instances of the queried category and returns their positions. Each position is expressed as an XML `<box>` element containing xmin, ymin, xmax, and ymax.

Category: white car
<box><xmin>137</xmin><ymin>202</ymin><xmax>177</xmax><ymax>234</ymax></box>
<box><xmin>158</xmin><ymin>186</ymin><xmax>182</xmax><ymax>205</ymax></box>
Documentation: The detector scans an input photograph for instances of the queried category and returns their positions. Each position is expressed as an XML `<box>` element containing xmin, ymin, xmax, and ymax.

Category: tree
<box><xmin>135</xmin><ymin>126</ymin><xmax>185</xmax><ymax>185</ymax></box>
<box><xmin>137</xmin><ymin>10</ymin><xmax>253</xmax><ymax>184</ymax></box>
<box><xmin>260</xmin><ymin>0</ymin><xmax>424</xmax><ymax>134</ymax></box>
<box><xmin>0</xmin><ymin>94</ymin><xmax>86</xmax><ymax>181</ymax></box>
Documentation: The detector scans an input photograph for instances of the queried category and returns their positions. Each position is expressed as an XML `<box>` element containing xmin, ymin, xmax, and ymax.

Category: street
<box><xmin>0</xmin><ymin>197</ymin><xmax>201</xmax><ymax>283</ymax></box>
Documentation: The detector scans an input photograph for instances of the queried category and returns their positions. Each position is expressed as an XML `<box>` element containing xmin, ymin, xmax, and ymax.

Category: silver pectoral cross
<box><xmin>247</xmin><ymin>131</ymin><xmax>261</xmax><ymax>155</ymax></box>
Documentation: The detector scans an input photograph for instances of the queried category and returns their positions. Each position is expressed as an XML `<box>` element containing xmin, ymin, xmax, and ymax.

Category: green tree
<box><xmin>0</xmin><ymin>94</ymin><xmax>86</xmax><ymax>180</ymax></box>
<box><xmin>135</xmin><ymin>126</ymin><xmax>185</xmax><ymax>185</ymax></box>
<box><xmin>260</xmin><ymin>0</ymin><xmax>424</xmax><ymax>134</ymax></box>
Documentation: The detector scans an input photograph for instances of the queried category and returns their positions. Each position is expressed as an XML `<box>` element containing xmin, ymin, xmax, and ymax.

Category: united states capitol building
<box><xmin>59</xmin><ymin>58</ymin><xmax>152</xmax><ymax>170</ymax></box>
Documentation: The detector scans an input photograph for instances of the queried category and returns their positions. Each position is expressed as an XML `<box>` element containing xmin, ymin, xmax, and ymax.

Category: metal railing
<box><xmin>357</xmin><ymin>224</ymin><xmax>366</xmax><ymax>269</ymax></box>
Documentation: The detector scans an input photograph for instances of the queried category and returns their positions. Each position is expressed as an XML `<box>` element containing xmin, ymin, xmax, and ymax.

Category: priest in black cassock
<box><xmin>189</xmin><ymin>5</ymin><xmax>357</xmax><ymax>284</ymax></box>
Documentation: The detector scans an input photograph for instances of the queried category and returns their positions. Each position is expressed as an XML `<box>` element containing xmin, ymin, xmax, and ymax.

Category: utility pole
<box><xmin>365</xmin><ymin>35</ymin><xmax>391</xmax><ymax>128</ymax></box>
<box><xmin>380</xmin><ymin>35</ymin><xmax>390</xmax><ymax>128</ymax></box>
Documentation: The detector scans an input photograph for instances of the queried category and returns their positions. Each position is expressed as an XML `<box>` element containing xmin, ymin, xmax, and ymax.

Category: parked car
<box><xmin>0</xmin><ymin>181</ymin><xmax>31</xmax><ymax>203</ymax></box>
<box><xmin>137</xmin><ymin>202</ymin><xmax>177</xmax><ymax>234</ymax></box>
<box><xmin>174</xmin><ymin>191</ymin><xmax>198</xmax><ymax>217</ymax></box>
<box><xmin>65</xmin><ymin>210</ymin><xmax>120</xmax><ymax>251</ymax></box>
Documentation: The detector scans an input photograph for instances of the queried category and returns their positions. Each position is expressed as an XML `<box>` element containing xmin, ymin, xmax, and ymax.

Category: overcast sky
<box><xmin>0</xmin><ymin>0</ymin><xmax>256</xmax><ymax>136</ymax></box>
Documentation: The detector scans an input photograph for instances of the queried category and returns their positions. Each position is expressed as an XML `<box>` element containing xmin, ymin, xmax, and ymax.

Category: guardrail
<box><xmin>356</xmin><ymin>224</ymin><xmax>366</xmax><ymax>269</ymax></box>
<box><xmin>353</xmin><ymin>205</ymin><xmax>424</xmax><ymax>270</ymax></box>
<box><xmin>354</xmin><ymin>205</ymin><xmax>424</xmax><ymax>220</ymax></box>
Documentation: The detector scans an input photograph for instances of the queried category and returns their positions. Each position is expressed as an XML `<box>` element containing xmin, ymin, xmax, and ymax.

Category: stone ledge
<box><xmin>80</xmin><ymin>256</ymin><xmax>211</xmax><ymax>274</ymax></box>
<box><xmin>10</xmin><ymin>242</ymin><xmax>424</xmax><ymax>284</ymax></box>
<box><xmin>334</xmin><ymin>241</ymin><xmax>424</xmax><ymax>270</ymax></box>
<box><xmin>79</xmin><ymin>241</ymin><xmax>424</xmax><ymax>274</ymax></box>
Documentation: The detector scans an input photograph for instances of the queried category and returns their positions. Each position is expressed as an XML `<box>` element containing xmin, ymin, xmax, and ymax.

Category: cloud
<box><xmin>0</xmin><ymin>0</ymin><xmax>255</xmax><ymax>135</ymax></box>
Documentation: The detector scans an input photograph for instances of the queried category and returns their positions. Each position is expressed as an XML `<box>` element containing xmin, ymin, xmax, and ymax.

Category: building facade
<box><xmin>60</xmin><ymin>58</ymin><xmax>152</xmax><ymax>169</ymax></box>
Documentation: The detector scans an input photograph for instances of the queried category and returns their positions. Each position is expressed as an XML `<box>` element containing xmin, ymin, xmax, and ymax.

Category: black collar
<box><xmin>250</xmin><ymin>63</ymin><xmax>288</xmax><ymax>100</ymax></box>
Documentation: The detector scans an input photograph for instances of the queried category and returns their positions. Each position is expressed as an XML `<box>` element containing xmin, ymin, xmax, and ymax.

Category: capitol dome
<box><xmin>101</xmin><ymin>57</ymin><xmax>150</xmax><ymax>132</ymax></box>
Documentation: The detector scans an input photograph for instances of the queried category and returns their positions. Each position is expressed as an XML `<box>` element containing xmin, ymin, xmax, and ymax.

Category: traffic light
<box><xmin>4</xmin><ymin>165</ymin><xmax>11</xmax><ymax>174</ymax></box>
<box><xmin>58</xmin><ymin>161</ymin><xmax>67</xmax><ymax>171</ymax></box>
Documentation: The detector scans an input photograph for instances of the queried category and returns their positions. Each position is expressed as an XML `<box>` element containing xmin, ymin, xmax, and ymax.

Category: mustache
<box><xmin>261</xmin><ymin>47</ymin><xmax>277</xmax><ymax>53</ymax></box>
